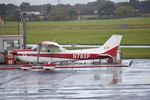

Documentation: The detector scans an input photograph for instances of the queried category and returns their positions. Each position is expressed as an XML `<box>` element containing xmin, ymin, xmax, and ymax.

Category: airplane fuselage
<box><xmin>13</xmin><ymin>48</ymin><xmax>109</xmax><ymax>63</ymax></box>
<box><xmin>11</xmin><ymin>35</ymin><xmax>122</xmax><ymax>64</ymax></box>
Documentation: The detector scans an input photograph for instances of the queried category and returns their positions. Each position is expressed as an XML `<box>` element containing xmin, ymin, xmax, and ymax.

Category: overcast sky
<box><xmin>0</xmin><ymin>0</ymin><xmax>131</xmax><ymax>6</ymax></box>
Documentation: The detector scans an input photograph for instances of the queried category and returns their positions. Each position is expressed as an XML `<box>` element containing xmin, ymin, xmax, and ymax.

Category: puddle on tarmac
<box><xmin>0</xmin><ymin>59</ymin><xmax>150</xmax><ymax>100</ymax></box>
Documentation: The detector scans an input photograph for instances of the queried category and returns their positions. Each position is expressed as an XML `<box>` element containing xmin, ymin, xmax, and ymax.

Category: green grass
<box><xmin>1</xmin><ymin>17</ymin><xmax>150</xmax><ymax>45</ymax></box>
<box><xmin>27</xmin><ymin>29</ymin><xmax>150</xmax><ymax>45</ymax></box>
<box><xmin>26</xmin><ymin>17</ymin><xmax>150</xmax><ymax>45</ymax></box>
<box><xmin>27</xmin><ymin>17</ymin><xmax>150</xmax><ymax>26</ymax></box>
<box><xmin>122</xmin><ymin>48</ymin><xmax>150</xmax><ymax>59</ymax></box>
<box><xmin>0</xmin><ymin>17</ymin><xmax>150</xmax><ymax>58</ymax></box>
<box><xmin>0</xmin><ymin>21</ymin><xmax>18</xmax><ymax>35</ymax></box>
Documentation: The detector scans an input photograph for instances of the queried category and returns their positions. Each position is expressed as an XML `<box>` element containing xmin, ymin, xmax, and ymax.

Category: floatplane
<box><xmin>11</xmin><ymin>35</ymin><xmax>131</xmax><ymax>70</ymax></box>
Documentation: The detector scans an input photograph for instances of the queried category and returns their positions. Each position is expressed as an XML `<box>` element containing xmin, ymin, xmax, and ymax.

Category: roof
<box><xmin>0</xmin><ymin>35</ymin><xmax>23</xmax><ymax>38</ymax></box>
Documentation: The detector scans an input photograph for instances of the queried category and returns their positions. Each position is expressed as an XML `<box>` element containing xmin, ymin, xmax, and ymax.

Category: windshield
<box><xmin>31</xmin><ymin>44</ymin><xmax>62</xmax><ymax>53</ymax></box>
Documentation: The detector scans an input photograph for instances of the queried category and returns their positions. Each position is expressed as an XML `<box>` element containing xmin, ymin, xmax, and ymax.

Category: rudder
<box><xmin>102</xmin><ymin>35</ymin><xmax>122</xmax><ymax>57</ymax></box>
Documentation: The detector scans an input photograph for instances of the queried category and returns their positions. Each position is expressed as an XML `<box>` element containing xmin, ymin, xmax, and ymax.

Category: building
<box><xmin>0</xmin><ymin>35</ymin><xmax>24</xmax><ymax>51</ymax></box>
<box><xmin>0</xmin><ymin>18</ymin><xmax>26</xmax><ymax>52</ymax></box>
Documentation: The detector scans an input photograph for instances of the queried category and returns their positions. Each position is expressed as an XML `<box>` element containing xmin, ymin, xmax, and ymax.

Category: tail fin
<box><xmin>101</xmin><ymin>35</ymin><xmax>123</xmax><ymax>57</ymax></box>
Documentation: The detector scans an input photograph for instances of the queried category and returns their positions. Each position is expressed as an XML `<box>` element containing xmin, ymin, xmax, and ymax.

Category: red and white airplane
<box><xmin>11</xmin><ymin>35</ymin><xmax>122</xmax><ymax>65</ymax></box>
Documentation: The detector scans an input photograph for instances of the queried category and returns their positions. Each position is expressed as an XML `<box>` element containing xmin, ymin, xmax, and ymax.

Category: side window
<box><xmin>32</xmin><ymin>45</ymin><xmax>50</xmax><ymax>52</ymax></box>
<box><xmin>32</xmin><ymin>44</ymin><xmax>62</xmax><ymax>53</ymax></box>
<box><xmin>33</xmin><ymin>48</ymin><xmax>36</xmax><ymax>51</ymax></box>
<box><xmin>48</xmin><ymin>47</ymin><xmax>61</xmax><ymax>53</ymax></box>
<box><xmin>41</xmin><ymin>47</ymin><xmax>48</xmax><ymax>52</ymax></box>
<box><xmin>32</xmin><ymin>45</ymin><xmax>38</xmax><ymax>51</ymax></box>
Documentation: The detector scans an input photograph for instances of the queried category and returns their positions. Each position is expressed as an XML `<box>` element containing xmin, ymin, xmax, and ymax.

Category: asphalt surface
<box><xmin>0</xmin><ymin>59</ymin><xmax>150</xmax><ymax>100</ymax></box>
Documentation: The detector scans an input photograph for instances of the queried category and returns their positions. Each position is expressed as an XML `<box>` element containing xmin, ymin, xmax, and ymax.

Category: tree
<box><xmin>97</xmin><ymin>0</ymin><xmax>106</xmax><ymax>7</ymax></box>
<box><xmin>50</xmin><ymin>5</ymin><xmax>67</xmax><ymax>21</ymax></box>
<box><xmin>19</xmin><ymin>2</ymin><xmax>30</xmax><ymax>11</ymax></box>
<box><xmin>129</xmin><ymin>0</ymin><xmax>139</xmax><ymax>9</ymax></box>
<box><xmin>67</xmin><ymin>9</ymin><xmax>77</xmax><ymax>20</ymax></box>
<box><xmin>115</xmin><ymin>6</ymin><xmax>135</xmax><ymax>18</ymax></box>
<box><xmin>0</xmin><ymin>4</ymin><xmax>6</xmax><ymax>16</ymax></box>
<box><xmin>98</xmin><ymin>1</ymin><xmax>116</xmax><ymax>16</ymax></box>
<box><xmin>45</xmin><ymin>4</ymin><xmax>52</xmax><ymax>20</ymax></box>
<box><xmin>139</xmin><ymin>0</ymin><xmax>150</xmax><ymax>14</ymax></box>
<box><xmin>5</xmin><ymin>4</ymin><xmax>18</xmax><ymax>20</ymax></box>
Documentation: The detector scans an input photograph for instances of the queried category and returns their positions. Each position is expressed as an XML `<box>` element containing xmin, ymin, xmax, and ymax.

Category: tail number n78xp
<box><xmin>73</xmin><ymin>54</ymin><xmax>90</xmax><ymax>59</ymax></box>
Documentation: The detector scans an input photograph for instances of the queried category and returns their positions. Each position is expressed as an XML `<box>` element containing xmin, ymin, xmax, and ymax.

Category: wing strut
<box><xmin>37</xmin><ymin>44</ymin><xmax>42</xmax><ymax>64</ymax></box>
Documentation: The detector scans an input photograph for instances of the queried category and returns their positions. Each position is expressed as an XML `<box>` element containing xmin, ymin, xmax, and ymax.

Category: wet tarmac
<box><xmin>0</xmin><ymin>59</ymin><xmax>150</xmax><ymax>100</ymax></box>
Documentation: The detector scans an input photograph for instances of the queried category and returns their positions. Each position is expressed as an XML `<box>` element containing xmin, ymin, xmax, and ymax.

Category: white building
<box><xmin>0</xmin><ymin>35</ymin><xmax>24</xmax><ymax>52</ymax></box>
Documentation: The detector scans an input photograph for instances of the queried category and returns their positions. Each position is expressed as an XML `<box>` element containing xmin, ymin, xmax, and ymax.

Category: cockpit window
<box><xmin>32</xmin><ymin>44</ymin><xmax>62</xmax><ymax>53</ymax></box>
<box><xmin>41</xmin><ymin>46</ymin><xmax>48</xmax><ymax>52</ymax></box>
<box><xmin>47</xmin><ymin>46</ymin><xmax>61</xmax><ymax>52</ymax></box>
<box><xmin>32</xmin><ymin>45</ymin><xmax>39</xmax><ymax>51</ymax></box>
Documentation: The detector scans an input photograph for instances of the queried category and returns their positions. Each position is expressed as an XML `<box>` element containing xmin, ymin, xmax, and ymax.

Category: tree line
<box><xmin>0</xmin><ymin>0</ymin><xmax>150</xmax><ymax>21</ymax></box>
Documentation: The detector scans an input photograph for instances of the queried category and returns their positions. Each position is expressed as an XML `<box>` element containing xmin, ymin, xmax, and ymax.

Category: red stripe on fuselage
<box><xmin>14</xmin><ymin>53</ymin><xmax>108</xmax><ymax>60</ymax></box>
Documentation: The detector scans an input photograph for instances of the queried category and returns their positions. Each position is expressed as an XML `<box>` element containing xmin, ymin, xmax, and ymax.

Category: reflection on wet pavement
<box><xmin>0</xmin><ymin>59</ymin><xmax>150</xmax><ymax>100</ymax></box>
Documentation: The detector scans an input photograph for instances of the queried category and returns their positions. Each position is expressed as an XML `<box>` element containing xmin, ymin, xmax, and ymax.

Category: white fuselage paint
<box><xmin>15</xmin><ymin>47</ymin><xmax>104</xmax><ymax>63</ymax></box>
<box><xmin>13</xmin><ymin>35</ymin><xmax>122</xmax><ymax>63</ymax></box>
<box><xmin>17</xmin><ymin>55</ymin><xmax>72</xmax><ymax>63</ymax></box>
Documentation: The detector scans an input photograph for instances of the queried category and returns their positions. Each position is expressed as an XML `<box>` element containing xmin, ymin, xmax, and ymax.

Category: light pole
<box><xmin>16</xmin><ymin>9</ymin><xmax>21</xmax><ymax>35</ymax></box>
<box><xmin>16</xmin><ymin>9</ymin><xmax>27</xmax><ymax>49</ymax></box>
<box><xmin>22</xmin><ymin>12</ymin><xmax>27</xmax><ymax>49</ymax></box>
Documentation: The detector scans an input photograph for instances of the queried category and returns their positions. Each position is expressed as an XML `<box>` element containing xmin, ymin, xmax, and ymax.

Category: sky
<box><xmin>0</xmin><ymin>0</ymin><xmax>131</xmax><ymax>6</ymax></box>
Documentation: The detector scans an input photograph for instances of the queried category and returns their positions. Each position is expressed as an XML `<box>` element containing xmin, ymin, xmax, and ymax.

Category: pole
<box><xmin>23</xmin><ymin>13</ymin><xmax>26</xmax><ymax>49</ymax></box>
<box><xmin>16</xmin><ymin>9</ymin><xmax>21</xmax><ymax>35</ymax></box>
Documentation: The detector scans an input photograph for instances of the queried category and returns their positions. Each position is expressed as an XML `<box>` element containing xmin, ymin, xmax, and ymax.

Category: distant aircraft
<box><xmin>11</xmin><ymin>35</ymin><xmax>122</xmax><ymax>66</ymax></box>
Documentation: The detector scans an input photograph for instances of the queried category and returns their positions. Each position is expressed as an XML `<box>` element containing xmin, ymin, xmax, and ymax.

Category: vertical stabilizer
<box><xmin>102</xmin><ymin>35</ymin><xmax>122</xmax><ymax>57</ymax></box>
